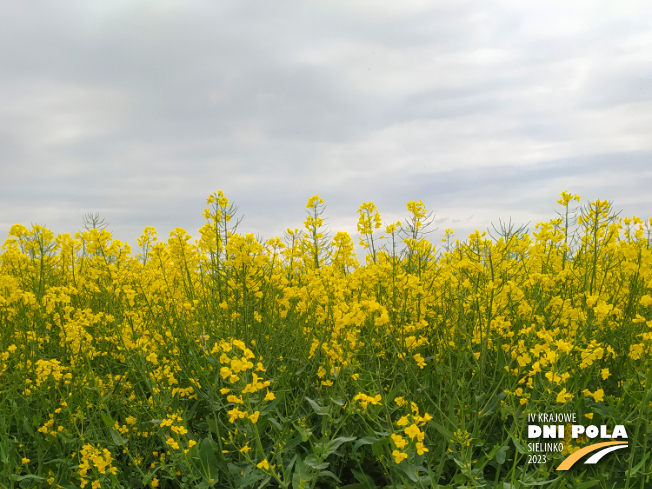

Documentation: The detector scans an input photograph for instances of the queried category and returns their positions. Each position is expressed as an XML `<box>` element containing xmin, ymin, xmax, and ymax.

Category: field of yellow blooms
<box><xmin>1</xmin><ymin>191</ymin><xmax>652</xmax><ymax>489</ymax></box>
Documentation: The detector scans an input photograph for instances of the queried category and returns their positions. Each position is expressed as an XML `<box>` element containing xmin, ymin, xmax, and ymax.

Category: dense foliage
<box><xmin>1</xmin><ymin>191</ymin><xmax>652</xmax><ymax>488</ymax></box>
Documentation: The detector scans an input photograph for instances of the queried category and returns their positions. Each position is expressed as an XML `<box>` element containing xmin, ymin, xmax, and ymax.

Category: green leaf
<box><xmin>199</xmin><ymin>438</ymin><xmax>220</xmax><ymax>481</ymax></box>
<box><xmin>431</xmin><ymin>421</ymin><xmax>455</xmax><ymax>441</ymax></box>
<box><xmin>305</xmin><ymin>397</ymin><xmax>331</xmax><ymax>416</ymax></box>
<box><xmin>399</xmin><ymin>463</ymin><xmax>424</xmax><ymax>483</ymax></box>
<box><xmin>284</xmin><ymin>454</ymin><xmax>297</xmax><ymax>483</ymax></box>
<box><xmin>206</xmin><ymin>417</ymin><xmax>220</xmax><ymax>436</ymax></box>
<box><xmin>260</xmin><ymin>397</ymin><xmax>281</xmax><ymax>416</ymax></box>
<box><xmin>256</xmin><ymin>475</ymin><xmax>272</xmax><ymax>489</ymax></box>
<box><xmin>318</xmin><ymin>470</ymin><xmax>341</xmax><ymax>483</ymax></box>
<box><xmin>575</xmin><ymin>481</ymin><xmax>600</xmax><ymax>489</ymax></box>
<box><xmin>627</xmin><ymin>453</ymin><xmax>649</xmax><ymax>477</ymax></box>
<box><xmin>350</xmin><ymin>470</ymin><xmax>378</xmax><ymax>488</ymax></box>
<box><xmin>495</xmin><ymin>445</ymin><xmax>509</xmax><ymax>465</ymax></box>
<box><xmin>353</xmin><ymin>436</ymin><xmax>379</xmax><ymax>453</ymax></box>
<box><xmin>141</xmin><ymin>466</ymin><xmax>162</xmax><ymax>486</ymax></box>
<box><xmin>108</xmin><ymin>427</ymin><xmax>127</xmax><ymax>446</ymax></box>
<box><xmin>591</xmin><ymin>403</ymin><xmax>614</xmax><ymax>418</ymax></box>
<box><xmin>293</xmin><ymin>422</ymin><xmax>312</xmax><ymax>442</ymax></box>
<box><xmin>480</xmin><ymin>391</ymin><xmax>506</xmax><ymax>418</ymax></box>
<box><xmin>292</xmin><ymin>456</ymin><xmax>310</xmax><ymax>489</ymax></box>
<box><xmin>22</xmin><ymin>417</ymin><xmax>34</xmax><ymax>437</ymax></box>
<box><xmin>508</xmin><ymin>432</ymin><xmax>527</xmax><ymax>454</ymax></box>
<box><xmin>267</xmin><ymin>417</ymin><xmax>282</xmax><ymax>431</ymax></box>
<box><xmin>371</xmin><ymin>436</ymin><xmax>390</xmax><ymax>457</ymax></box>
<box><xmin>240</xmin><ymin>465</ymin><xmax>264</xmax><ymax>487</ymax></box>
<box><xmin>330</xmin><ymin>397</ymin><xmax>345</xmax><ymax>406</ymax></box>
<box><xmin>518</xmin><ymin>475</ymin><xmax>562</xmax><ymax>486</ymax></box>
<box><xmin>285</xmin><ymin>432</ymin><xmax>306</xmax><ymax>451</ymax></box>
<box><xmin>100</xmin><ymin>411</ymin><xmax>115</xmax><ymax>427</ymax></box>
<box><xmin>304</xmin><ymin>454</ymin><xmax>329</xmax><ymax>470</ymax></box>
<box><xmin>453</xmin><ymin>473</ymin><xmax>467</xmax><ymax>484</ymax></box>
<box><xmin>10</xmin><ymin>475</ymin><xmax>47</xmax><ymax>482</ymax></box>
<box><xmin>324</xmin><ymin>436</ymin><xmax>356</xmax><ymax>457</ymax></box>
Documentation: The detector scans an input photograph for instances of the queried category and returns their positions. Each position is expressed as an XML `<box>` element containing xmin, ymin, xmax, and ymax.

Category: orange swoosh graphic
<box><xmin>557</xmin><ymin>441</ymin><xmax>628</xmax><ymax>471</ymax></box>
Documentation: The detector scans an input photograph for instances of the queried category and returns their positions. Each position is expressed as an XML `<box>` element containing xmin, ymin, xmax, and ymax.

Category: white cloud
<box><xmin>0</xmin><ymin>0</ymin><xmax>651</xmax><ymax>248</ymax></box>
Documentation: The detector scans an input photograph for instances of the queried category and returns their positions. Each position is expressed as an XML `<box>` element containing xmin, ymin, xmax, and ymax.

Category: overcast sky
<box><xmin>1</xmin><ymin>1</ymin><xmax>651</xmax><ymax>253</ymax></box>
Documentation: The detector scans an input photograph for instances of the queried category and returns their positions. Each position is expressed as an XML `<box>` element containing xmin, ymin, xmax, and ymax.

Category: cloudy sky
<box><xmin>1</xmin><ymin>1</ymin><xmax>651</xmax><ymax>252</ymax></box>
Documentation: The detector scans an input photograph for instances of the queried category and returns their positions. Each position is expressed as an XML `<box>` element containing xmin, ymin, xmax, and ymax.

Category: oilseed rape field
<box><xmin>2</xmin><ymin>191</ymin><xmax>652</xmax><ymax>489</ymax></box>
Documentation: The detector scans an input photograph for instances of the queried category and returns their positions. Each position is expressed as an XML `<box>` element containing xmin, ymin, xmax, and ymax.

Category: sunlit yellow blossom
<box><xmin>391</xmin><ymin>433</ymin><xmax>407</xmax><ymax>449</ymax></box>
<box><xmin>353</xmin><ymin>392</ymin><xmax>382</xmax><ymax>409</ymax></box>
<box><xmin>416</xmin><ymin>442</ymin><xmax>429</xmax><ymax>455</ymax></box>
<box><xmin>404</xmin><ymin>424</ymin><xmax>421</xmax><ymax>440</ymax></box>
<box><xmin>413</xmin><ymin>353</ymin><xmax>426</xmax><ymax>368</ymax></box>
<box><xmin>392</xmin><ymin>450</ymin><xmax>408</xmax><ymax>463</ymax></box>
<box><xmin>582</xmin><ymin>388</ymin><xmax>605</xmax><ymax>403</ymax></box>
<box><xmin>556</xmin><ymin>388</ymin><xmax>573</xmax><ymax>404</ymax></box>
<box><xmin>640</xmin><ymin>295</ymin><xmax>652</xmax><ymax>307</ymax></box>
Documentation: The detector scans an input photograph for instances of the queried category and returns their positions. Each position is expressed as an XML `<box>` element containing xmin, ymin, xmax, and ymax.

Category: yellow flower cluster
<box><xmin>391</xmin><ymin>403</ymin><xmax>433</xmax><ymax>463</ymax></box>
<box><xmin>78</xmin><ymin>444</ymin><xmax>117</xmax><ymax>487</ymax></box>
<box><xmin>353</xmin><ymin>392</ymin><xmax>382</xmax><ymax>409</ymax></box>
<box><xmin>2</xmin><ymin>190</ymin><xmax>652</xmax><ymax>485</ymax></box>
<box><xmin>160</xmin><ymin>413</ymin><xmax>188</xmax><ymax>435</ymax></box>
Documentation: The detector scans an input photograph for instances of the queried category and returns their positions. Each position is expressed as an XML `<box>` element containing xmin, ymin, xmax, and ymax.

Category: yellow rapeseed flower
<box><xmin>392</xmin><ymin>450</ymin><xmax>408</xmax><ymax>464</ymax></box>
<box><xmin>413</xmin><ymin>353</ymin><xmax>426</xmax><ymax>369</ymax></box>
<box><xmin>556</xmin><ymin>388</ymin><xmax>573</xmax><ymax>404</ymax></box>
<box><xmin>391</xmin><ymin>433</ymin><xmax>407</xmax><ymax>449</ymax></box>
<box><xmin>416</xmin><ymin>442</ymin><xmax>429</xmax><ymax>455</ymax></box>
<box><xmin>404</xmin><ymin>424</ymin><xmax>421</xmax><ymax>440</ymax></box>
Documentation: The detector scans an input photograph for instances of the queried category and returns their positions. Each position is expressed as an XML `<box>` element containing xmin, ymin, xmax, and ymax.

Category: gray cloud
<box><xmin>1</xmin><ymin>0</ymin><xmax>651</xmax><ymax>253</ymax></box>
